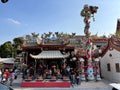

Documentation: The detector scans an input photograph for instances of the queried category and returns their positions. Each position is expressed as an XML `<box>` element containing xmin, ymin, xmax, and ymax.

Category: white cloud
<box><xmin>7</xmin><ymin>18</ymin><xmax>21</xmax><ymax>25</ymax></box>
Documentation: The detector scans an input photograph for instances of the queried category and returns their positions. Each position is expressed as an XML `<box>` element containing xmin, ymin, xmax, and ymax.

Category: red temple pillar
<box><xmin>26</xmin><ymin>52</ymin><xmax>28</xmax><ymax>65</ymax></box>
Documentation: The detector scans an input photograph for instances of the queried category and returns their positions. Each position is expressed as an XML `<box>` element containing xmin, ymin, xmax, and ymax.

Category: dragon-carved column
<box><xmin>81</xmin><ymin>4</ymin><xmax>98</xmax><ymax>81</ymax></box>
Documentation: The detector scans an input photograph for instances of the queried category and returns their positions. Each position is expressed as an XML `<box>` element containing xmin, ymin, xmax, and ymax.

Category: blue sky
<box><xmin>0</xmin><ymin>0</ymin><xmax>120</xmax><ymax>44</ymax></box>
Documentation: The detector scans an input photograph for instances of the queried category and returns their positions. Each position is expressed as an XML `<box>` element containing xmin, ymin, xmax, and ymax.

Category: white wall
<box><xmin>100</xmin><ymin>49</ymin><xmax>120</xmax><ymax>82</ymax></box>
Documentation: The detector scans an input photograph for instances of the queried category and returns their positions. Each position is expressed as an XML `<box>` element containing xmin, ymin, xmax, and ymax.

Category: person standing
<box><xmin>75</xmin><ymin>71</ymin><xmax>81</xmax><ymax>86</ymax></box>
<box><xmin>4</xmin><ymin>69</ymin><xmax>10</xmax><ymax>81</ymax></box>
<box><xmin>1</xmin><ymin>73</ymin><xmax>6</xmax><ymax>84</ymax></box>
<box><xmin>0</xmin><ymin>69</ymin><xmax>2</xmax><ymax>81</ymax></box>
<box><xmin>70</xmin><ymin>70</ymin><xmax>76</xmax><ymax>87</ymax></box>
<box><xmin>29</xmin><ymin>66</ymin><xmax>34</xmax><ymax>77</ymax></box>
<box><xmin>61</xmin><ymin>65</ymin><xmax>66</xmax><ymax>76</ymax></box>
<box><xmin>9</xmin><ymin>71</ymin><xmax>16</xmax><ymax>86</ymax></box>
<box><xmin>66</xmin><ymin>66</ymin><xmax>71</xmax><ymax>76</ymax></box>
<box><xmin>51</xmin><ymin>65</ymin><xmax>56</xmax><ymax>75</ymax></box>
<box><xmin>38</xmin><ymin>64</ymin><xmax>43</xmax><ymax>76</ymax></box>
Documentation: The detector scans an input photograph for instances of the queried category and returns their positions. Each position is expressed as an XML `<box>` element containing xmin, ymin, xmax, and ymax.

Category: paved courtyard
<box><xmin>4</xmin><ymin>74</ymin><xmax>112</xmax><ymax>90</ymax></box>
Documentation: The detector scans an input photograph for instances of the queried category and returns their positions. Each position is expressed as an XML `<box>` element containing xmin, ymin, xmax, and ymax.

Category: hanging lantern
<box><xmin>94</xmin><ymin>58</ymin><xmax>99</xmax><ymax>62</ymax></box>
<box><xmin>72</xmin><ymin>57</ymin><xmax>76</xmax><ymax>61</ymax></box>
<box><xmin>1</xmin><ymin>0</ymin><xmax>8</xmax><ymax>3</ymax></box>
<box><xmin>98</xmin><ymin>57</ymin><xmax>102</xmax><ymax>60</ymax></box>
<box><xmin>79</xmin><ymin>58</ymin><xmax>84</xmax><ymax>62</ymax></box>
<box><xmin>99</xmin><ymin>49</ymin><xmax>102</xmax><ymax>54</ymax></box>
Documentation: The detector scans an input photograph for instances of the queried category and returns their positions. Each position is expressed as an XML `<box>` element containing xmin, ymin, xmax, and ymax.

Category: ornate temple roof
<box><xmin>21</xmin><ymin>32</ymin><xmax>109</xmax><ymax>55</ymax></box>
<box><xmin>22</xmin><ymin>44</ymin><xmax>74</xmax><ymax>51</ymax></box>
<box><xmin>30</xmin><ymin>50</ymin><xmax>69</xmax><ymax>59</ymax></box>
<box><xmin>76</xmin><ymin>35</ymin><xmax>120</xmax><ymax>58</ymax></box>
<box><xmin>100</xmin><ymin>36</ymin><xmax>120</xmax><ymax>57</ymax></box>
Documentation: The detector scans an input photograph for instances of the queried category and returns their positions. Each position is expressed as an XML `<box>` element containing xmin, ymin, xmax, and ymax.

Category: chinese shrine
<box><xmin>20</xmin><ymin>4</ymin><xmax>110</xmax><ymax>87</ymax></box>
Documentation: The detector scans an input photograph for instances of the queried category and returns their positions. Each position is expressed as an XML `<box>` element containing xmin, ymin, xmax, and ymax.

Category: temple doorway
<box><xmin>45</xmin><ymin>59</ymin><xmax>62</xmax><ymax>70</ymax></box>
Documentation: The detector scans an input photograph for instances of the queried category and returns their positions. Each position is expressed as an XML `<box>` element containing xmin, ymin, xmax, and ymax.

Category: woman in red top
<box><xmin>4</xmin><ymin>69</ymin><xmax>10</xmax><ymax>81</ymax></box>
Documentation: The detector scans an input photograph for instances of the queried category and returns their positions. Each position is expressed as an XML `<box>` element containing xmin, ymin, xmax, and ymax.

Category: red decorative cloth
<box><xmin>51</xmin><ymin>65</ymin><xmax>56</xmax><ymax>68</ymax></box>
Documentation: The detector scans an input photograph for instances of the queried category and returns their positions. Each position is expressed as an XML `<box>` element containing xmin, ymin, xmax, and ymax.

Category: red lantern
<box><xmin>96</xmin><ymin>66</ymin><xmax>99</xmax><ymax>69</ymax></box>
<box><xmin>30</xmin><ymin>66</ymin><xmax>33</xmax><ymax>69</ymax></box>
<box><xmin>82</xmin><ymin>66</ymin><xmax>85</xmax><ymax>68</ymax></box>
<box><xmin>82</xmin><ymin>66</ymin><xmax>87</xmax><ymax>68</ymax></box>
<box><xmin>62</xmin><ymin>66</ymin><xmax>66</xmax><ymax>69</ymax></box>
<box><xmin>40</xmin><ymin>66</ymin><xmax>43</xmax><ymax>69</ymax></box>
<box><xmin>51</xmin><ymin>65</ymin><xmax>56</xmax><ymax>68</ymax></box>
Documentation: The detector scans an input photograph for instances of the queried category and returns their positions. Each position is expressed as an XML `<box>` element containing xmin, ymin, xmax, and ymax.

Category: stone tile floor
<box><xmin>2</xmin><ymin>74</ymin><xmax>113</xmax><ymax>90</ymax></box>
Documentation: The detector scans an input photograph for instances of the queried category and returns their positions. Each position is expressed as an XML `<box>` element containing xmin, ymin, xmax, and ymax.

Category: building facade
<box><xmin>100</xmin><ymin>36</ymin><xmax>120</xmax><ymax>82</ymax></box>
<box><xmin>20</xmin><ymin>32</ymin><xmax>108</xmax><ymax>81</ymax></box>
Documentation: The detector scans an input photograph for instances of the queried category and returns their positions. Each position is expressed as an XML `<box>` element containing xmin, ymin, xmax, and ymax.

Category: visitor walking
<box><xmin>1</xmin><ymin>73</ymin><xmax>7</xmax><ymax>84</ymax></box>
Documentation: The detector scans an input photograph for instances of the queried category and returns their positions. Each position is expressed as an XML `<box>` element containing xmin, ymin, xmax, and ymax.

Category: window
<box><xmin>109</xmin><ymin>53</ymin><xmax>112</xmax><ymax>57</ymax></box>
<box><xmin>107</xmin><ymin>63</ymin><xmax>111</xmax><ymax>71</ymax></box>
<box><xmin>116</xmin><ymin>63</ymin><xmax>120</xmax><ymax>72</ymax></box>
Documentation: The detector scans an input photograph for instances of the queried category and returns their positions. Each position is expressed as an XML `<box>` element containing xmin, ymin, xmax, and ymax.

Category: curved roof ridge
<box><xmin>101</xmin><ymin>37</ymin><xmax>120</xmax><ymax>57</ymax></box>
<box><xmin>109</xmin><ymin>37</ymin><xmax>120</xmax><ymax>51</ymax></box>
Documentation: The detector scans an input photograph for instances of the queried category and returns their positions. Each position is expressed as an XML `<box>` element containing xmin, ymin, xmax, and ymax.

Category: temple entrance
<box><xmin>30</xmin><ymin>50</ymin><xmax>69</xmax><ymax>72</ymax></box>
<box><xmin>29</xmin><ymin>50</ymin><xmax>70</xmax><ymax>78</ymax></box>
<box><xmin>35</xmin><ymin>59</ymin><xmax>63</xmax><ymax>71</ymax></box>
<box><xmin>45</xmin><ymin>59</ymin><xmax>62</xmax><ymax>70</ymax></box>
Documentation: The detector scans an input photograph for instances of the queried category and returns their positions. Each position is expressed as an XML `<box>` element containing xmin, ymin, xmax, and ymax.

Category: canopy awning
<box><xmin>30</xmin><ymin>50</ymin><xmax>69</xmax><ymax>59</ymax></box>
<box><xmin>0</xmin><ymin>58</ymin><xmax>15</xmax><ymax>64</ymax></box>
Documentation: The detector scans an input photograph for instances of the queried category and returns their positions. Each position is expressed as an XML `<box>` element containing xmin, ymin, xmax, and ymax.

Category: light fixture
<box><xmin>95</xmin><ymin>58</ymin><xmax>99</xmax><ymax>62</ymax></box>
<box><xmin>109</xmin><ymin>47</ymin><xmax>113</xmax><ymax>51</ymax></box>
<box><xmin>79</xmin><ymin>58</ymin><xmax>84</xmax><ymax>62</ymax></box>
<box><xmin>98</xmin><ymin>57</ymin><xmax>101</xmax><ymax>60</ymax></box>
<box><xmin>72</xmin><ymin>57</ymin><xmax>76</xmax><ymax>61</ymax></box>
<box><xmin>99</xmin><ymin>49</ymin><xmax>102</xmax><ymax>54</ymax></box>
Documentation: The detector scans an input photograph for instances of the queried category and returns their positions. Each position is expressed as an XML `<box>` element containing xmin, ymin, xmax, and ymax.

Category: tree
<box><xmin>13</xmin><ymin>37</ymin><xmax>24</xmax><ymax>55</ymax></box>
<box><xmin>13</xmin><ymin>37</ymin><xmax>24</xmax><ymax>49</ymax></box>
<box><xmin>0</xmin><ymin>41</ymin><xmax>14</xmax><ymax>58</ymax></box>
<box><xmin>0</xmin><ymin>37</ymin><xmax>24</xmax><ymax>58</ymax></box>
